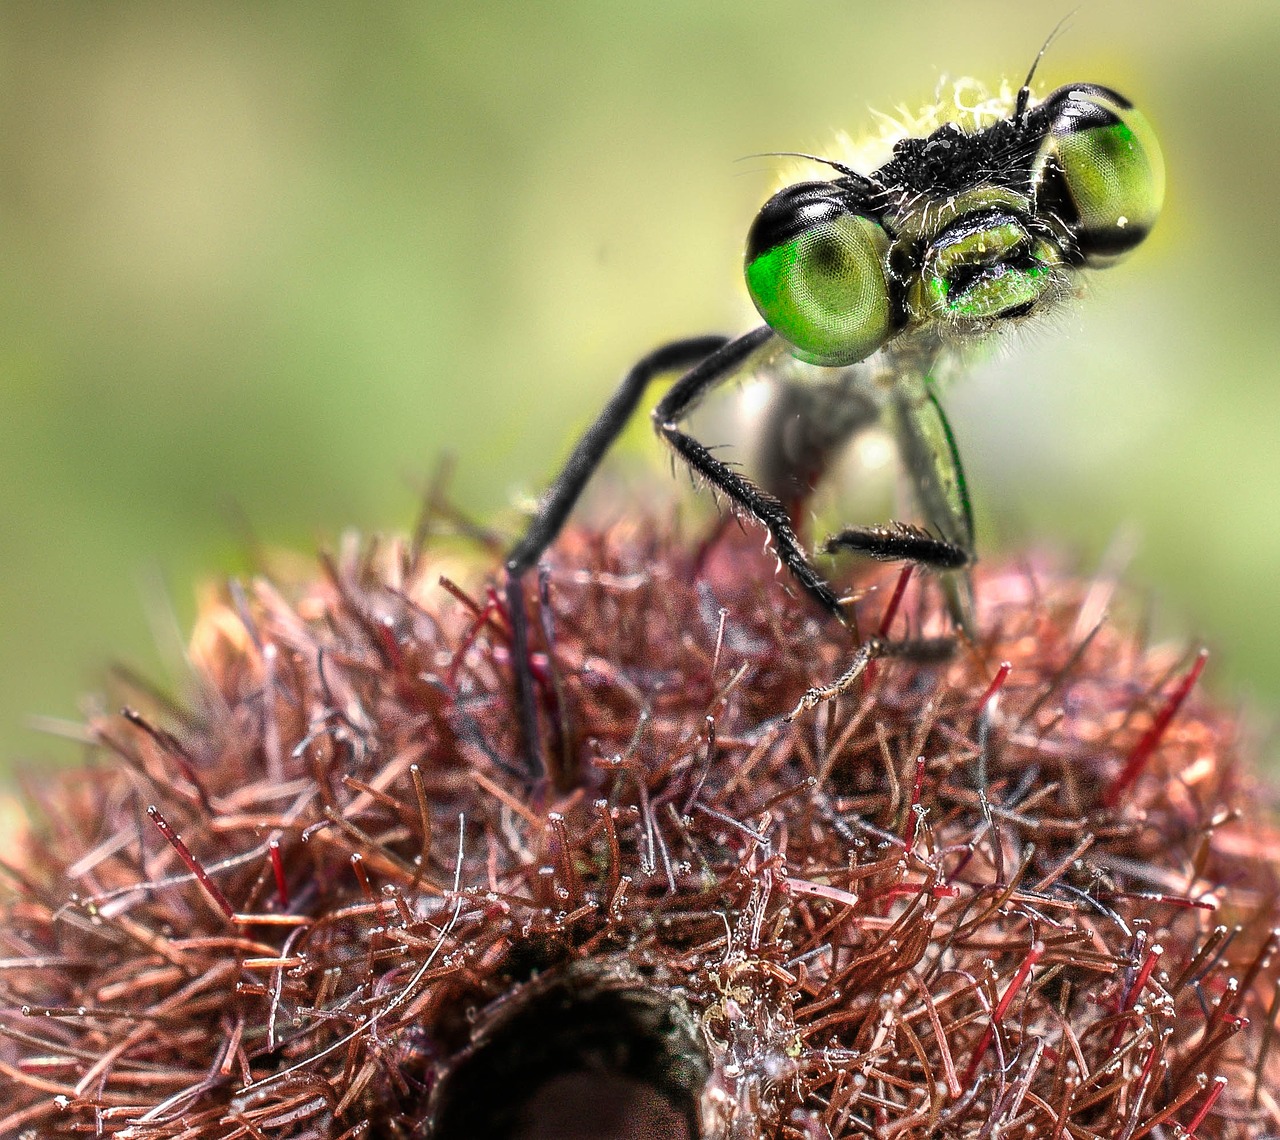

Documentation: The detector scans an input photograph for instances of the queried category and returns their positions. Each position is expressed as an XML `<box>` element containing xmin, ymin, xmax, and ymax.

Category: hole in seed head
<box><xmin>427</xmin><ymin>962</ymin><xmax>709</xmax><ymax>1140</ymax></box>
<box><xmin>513</xmin><ymin>1070</ymin><xmax>692</xmax><ymax>1140</ymax></box>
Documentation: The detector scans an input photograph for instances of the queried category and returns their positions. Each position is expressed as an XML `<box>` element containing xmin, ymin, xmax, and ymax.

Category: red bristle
<box><xmin>146</xmin><ymin>804</ymin><xmax>236</xmax><ymax>921</ymax></box>
<box><xmin>268</xmin><ymin>839</ymin><xmax>289</xmax><ymax>909</ymax></box>
<box><xmin>1186</xmin><ymin>1076</ymin><xmax>1229</xmax><ymax>1137</ymax></box>
<box><xmin>445</xmin><ymin>592</ymin><xmax>500</xmax><ymax>691</ymax></box>
<box><xmin>121</xmin><ymin>706</ymin><xmax>213</xmax><ymax>813</ymax></box>
<box><xmin>1105</xmin><ymin>646</ymin><xmax>1209</xmax><ymax>809</ymax></box>
<box><xmin>977</xmin><ymin>660</ymin><xmax>1012</xmax><ymax>715</ymax></box>
<box><xmin>963</xmin><ymin>940</ymin><xmax>1046</xmax><ymax>1087</ymax></box>
<box><xmin>351</xmin><ymin>853</ymin><xmax>374</xmax><ymax>901</ymax></box>
<box><xmin>437</xmin><ymin>575</ymin><xmax>487</xmax><ymax>621</ymax></box>
<box><xmin>877</xmin><ymin>564</ymin><xmax>914</xmax><ymax>640</ymax></box>
<box><xmin>373</xmin><ymin>616</ymin><xmax>404</xmax><ymax>672</ymax></box>
<box><xmin>865</xmin><ymin>564</ymin><xmax>914</xmax><ymax>687</ymax></box>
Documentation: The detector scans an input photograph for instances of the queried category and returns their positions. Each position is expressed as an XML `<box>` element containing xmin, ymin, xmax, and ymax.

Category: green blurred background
<box><xmin>0</xmin><ymin>1</ymin><xmax>1277</xmax><ymax>772</ymax></box>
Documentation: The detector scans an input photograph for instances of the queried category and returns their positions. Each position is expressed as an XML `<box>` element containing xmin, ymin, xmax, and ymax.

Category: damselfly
<box><xmin>504</xmin><ymin>54</ymin><xmax>1164</xmax><ymax>775</ymax></box>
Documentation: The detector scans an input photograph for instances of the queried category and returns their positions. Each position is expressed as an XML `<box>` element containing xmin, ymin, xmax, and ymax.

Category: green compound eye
<box><xmin>745</xmin><ymin>183</ymin><xmax>892</xmax><ymax>366</ymax></box>
<box><xmin>1039</xmin><ymin>86</ymin><xmax>1165</xmax><ymax>267</ymax></box>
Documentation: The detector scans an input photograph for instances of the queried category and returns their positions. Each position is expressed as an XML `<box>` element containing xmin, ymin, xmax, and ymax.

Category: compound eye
<box><xmin>745</xmin><ymin>182</ymin><xmax>892</xmax><ymax>366</ymax></box>
<box><xmin>1040</xmin><ymin>86</ymin><xmax>1165</xmax><ymax>266</ymax></box>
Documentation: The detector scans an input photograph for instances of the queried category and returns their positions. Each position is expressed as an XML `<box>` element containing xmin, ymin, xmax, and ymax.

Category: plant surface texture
<box><xmin>2</xmin><ymin>518</ymin><xmax>1278</xmax><ymax>1138</ymax></box>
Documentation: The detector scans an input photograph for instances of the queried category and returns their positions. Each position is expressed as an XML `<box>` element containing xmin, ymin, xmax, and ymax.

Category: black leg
<box><xmin>504</xmin><ymin>334</ymin><xmax>730</xmax><ymax>782</ymax></box>
<box><xmin>822</xmin><ymin>522</ymin><xmax>971</xmax><ymax>571</ymax></box>
<box><xmin>654</xmin><ymin>332</ymin><xmax>977</xmax><ymax>725</ymax></box>
<box><xmin>653</xmin><ymin>325</ymin><xmax>845</xmax><ymax>620</ymax></box>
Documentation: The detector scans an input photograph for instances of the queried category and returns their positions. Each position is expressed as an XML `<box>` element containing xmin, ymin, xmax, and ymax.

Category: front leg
<box><xmin>505</xmin><ymin>335</ymin><xmax>732</xmax><ymax>580</ymax></box>
<box><xmin>504</xmin><ymin>333</ymin><xmax>730</xmax><ymax>784</ymax></box>
<box><xmin>653</xmin><ymin>326</ymin><xmax>845</xmax><ymax>621</ymax></box>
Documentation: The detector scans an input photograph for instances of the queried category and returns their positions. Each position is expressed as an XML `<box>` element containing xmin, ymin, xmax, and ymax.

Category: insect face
<box><xmin>745</xmin><ymin>84</ymin><xmax>1165</xmax><ymax>365</ymax></box>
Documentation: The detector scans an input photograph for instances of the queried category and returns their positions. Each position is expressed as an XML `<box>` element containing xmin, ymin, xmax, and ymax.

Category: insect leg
<box><xmin>785</xmin><ymin>634</ymin><xmax>957</xmax><ymax>720</ymax></box>
<box><xmin>822</xmin><ymin>522</ymin><xmax>971</xmax><ymax>570</ymax></box>
<box><xmin>504</xmin><ymin>333</ymin><xmax>730</xmax><ymax>783</ymax></box>
<box><xmin>653</xmin><ymin>325</ymin><xmax>845</xmax><ymax>621</ymax></box>
<box><xmin>887</xmin><ymin>378</ymin><xmax>978</xmax><ymax>632</ymax></box>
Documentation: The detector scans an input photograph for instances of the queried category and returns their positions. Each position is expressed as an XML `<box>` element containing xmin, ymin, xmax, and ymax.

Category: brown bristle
<box><xmin>2</xmin><ymin>518</ymin><xmax>1279</xmax><ymax>1138</ymax></box>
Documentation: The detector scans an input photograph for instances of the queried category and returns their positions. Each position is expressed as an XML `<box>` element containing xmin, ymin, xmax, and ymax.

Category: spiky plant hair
<box><xmin>1</xmin><ymin>519</ymin><xmax>1278</xmax><ymax>1138</ymax></box>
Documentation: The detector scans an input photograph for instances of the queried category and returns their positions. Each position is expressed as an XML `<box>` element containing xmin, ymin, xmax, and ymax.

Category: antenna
<box><xmin>1015</xmin><ymin>10</ymin><xmax>1078</xmax><ymax>122</ymax></box>
<box><xmin>736</xmin><ymin>152</ymin><xmax>882</xmax><ymax>194</ymax></box>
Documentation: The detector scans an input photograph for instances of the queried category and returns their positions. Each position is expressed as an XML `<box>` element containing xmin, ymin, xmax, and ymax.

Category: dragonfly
<box><xmin>503</xmin><ymin>57</ymin><xmax>1164</xmax><ymax>781</ymax></box>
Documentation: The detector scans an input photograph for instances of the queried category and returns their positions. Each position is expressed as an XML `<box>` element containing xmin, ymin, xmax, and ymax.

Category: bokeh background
<box><xmin>0</xmin><ymin>1</ymin><xmax>1277</xmax><ymax>772</ymax></box>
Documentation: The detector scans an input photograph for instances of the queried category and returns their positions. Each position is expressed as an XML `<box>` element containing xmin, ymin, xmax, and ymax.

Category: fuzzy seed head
<box><xmin>1</xmin><ymin>518</ymin><xmax>1278</xmax><ymax>1139</ymax></box>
